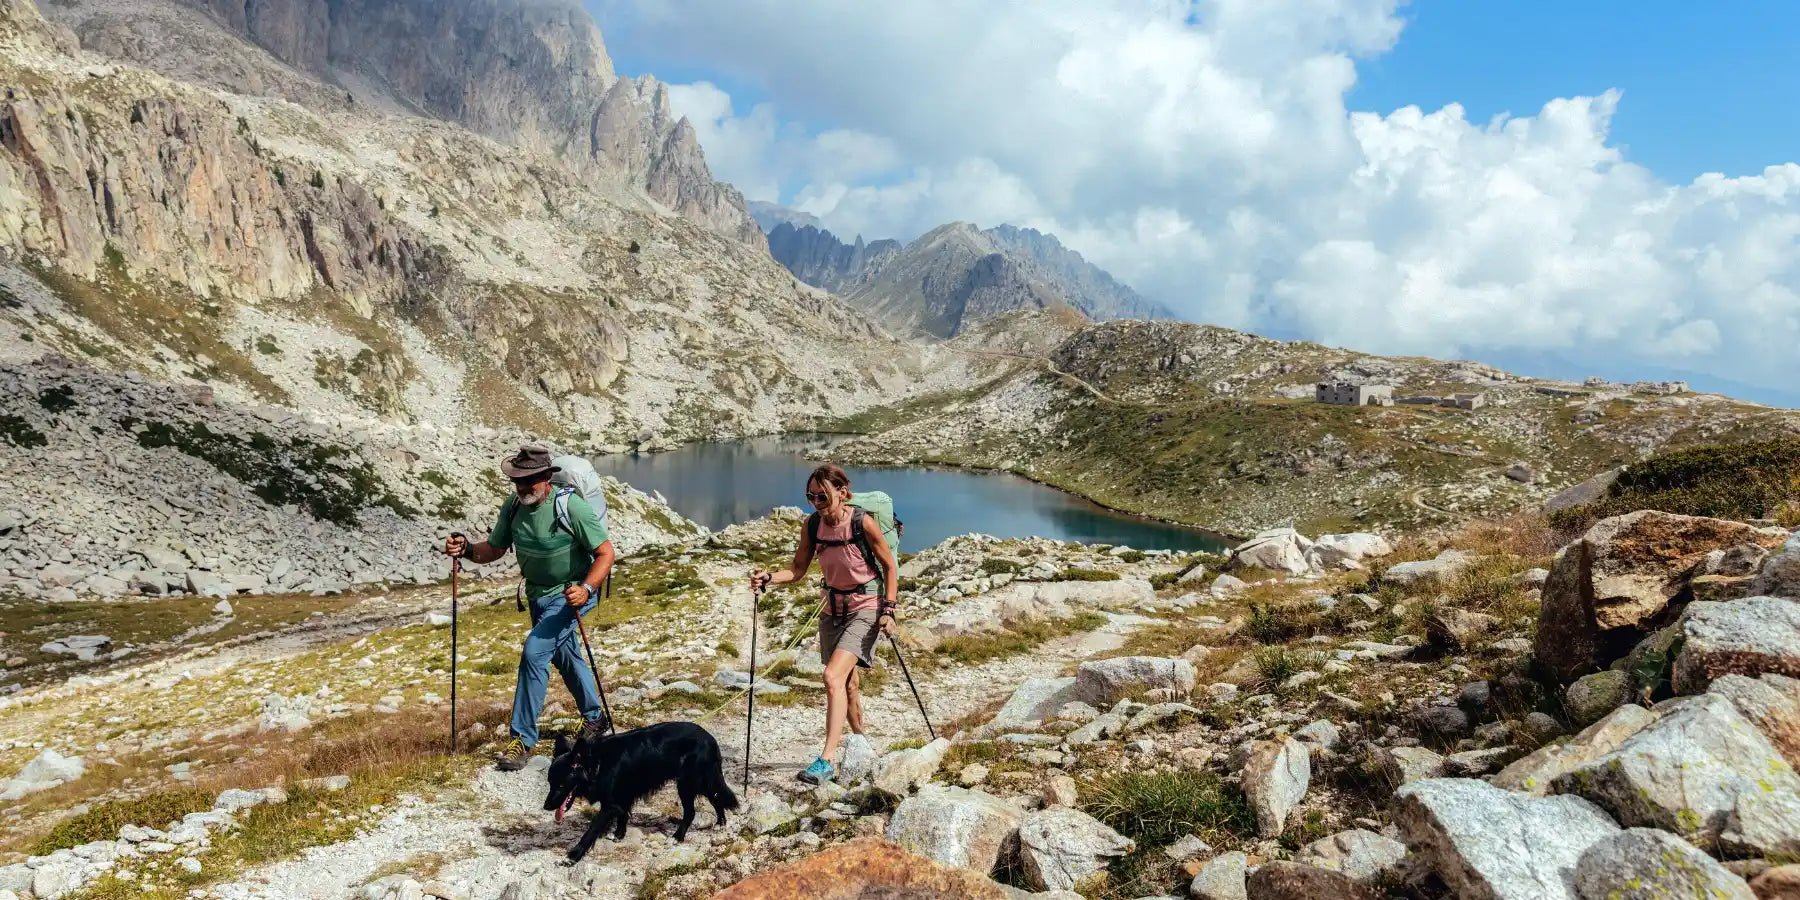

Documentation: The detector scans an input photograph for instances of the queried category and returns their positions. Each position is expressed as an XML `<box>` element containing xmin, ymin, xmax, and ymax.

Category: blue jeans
<box><xmin>510</xmin><ymin>586</ymin><xmax>603</xmax><ymax>748</ymax></box>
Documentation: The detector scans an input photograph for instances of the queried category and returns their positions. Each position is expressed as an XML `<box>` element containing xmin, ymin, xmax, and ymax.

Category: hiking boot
<box><xmin>494</xmin><ymin>737</ymin><xmax>531</xmax><ymax>772</ymax></box>
<box><xmin>796</xmin><ymin>756</ymin><xmax>835</xmax><ymax>785</ymax></box>
<box><xmin>577</xmin><ymin>715</ymin><xmax>611</xmax><ymax>742</ymax></box>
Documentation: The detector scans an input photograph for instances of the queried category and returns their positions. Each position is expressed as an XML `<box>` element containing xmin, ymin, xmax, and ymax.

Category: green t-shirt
<box><xmin>489</xmin><ymin>492</ymin><xmax>610</xmax><ymax>598</ymax></box>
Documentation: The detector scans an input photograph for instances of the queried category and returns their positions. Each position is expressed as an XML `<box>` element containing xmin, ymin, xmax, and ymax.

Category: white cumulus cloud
<box><xmin>597</xmin><ymin>0</ymin><xmax>1800</xmax><ymax>398</ymax></box>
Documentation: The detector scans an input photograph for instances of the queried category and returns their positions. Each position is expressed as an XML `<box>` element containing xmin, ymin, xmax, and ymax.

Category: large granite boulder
<box><xmin>884</xmin><ymin>784</ymin><xmax>1024</xmax><ymax>874</ymax></box>
<box><xmin>1396</xmin><ymin>778</ymin><xmax>1621</xmax><ymax>900</ymax></box>
<box><xmin>1245</xmin><ymin>861</ymin><xmax>1380</xmax><ymax>900</ymax></box>
<box><xmin>975</xmin><ymin>677</ymin><xmax>1078</xmax><ymax>738</ymax></box>
<box><xmin>1673</xmin><ymin>596</ymin><xmax>1800</xmax><ymax>693</ymax></box>
<box><xmin>872</xmin><ymin>738</ymin><xmax>951</xmax><ymax>797</ymax></box>
<box><xmin>713</xmin><ymin>837</ymin><xmax>1012</xmax><ymax>899</ymax></box>
<box><xmin>1230</xmin><ymin>528</ymin><xmax>1314</xmax><ymax>576</ymax></box>
<box><xmin>1294</xmin><ymin>829</ymin><xmax>1407</xmax><ymax>885</ymax></box>
<box><xmin>1493</xmin><ymin>704</ymin><xmax>1655</xmax><ymax>795</ymax></box>
<box><xmin>1242</xmin><ymin>737</ymin><xmax>1310</xmax><ymax>838</ymax></box>
<box><xmin>1308</xmin><ymin>533</ymin><xmax>1393</xmax><ymax>571</ymax></box>
<box><xmin>1752</xmin><ymin>530</ymin><xmax>1800</xmax><ymax>599</ymax></box>
<box><xmin>1015</xmin><ymin>806</ymin><xmax>1133</xmax><ymax>891</ymax></box>
<box><xmin>1572</xmin><ymin>828</ymin><xmax>1755</xmax><ymax>900</ymax></box>
<box><xmin>1549</xmin><ymin>693</ymin><xmax>1800</xmax><ymax>854</ymax></box>
<box><xmin>1074</xmin><ymin>656</ymin><xmax>1195</xmax><ymax>706</ymax></box>
<box><xmin>1536</xmin><ymin>511</ymin><xmax>1767</xmax><ymax>683</ymax></box>
<box><xmin>1706</xmin><ymin>673</ymin><xmax>1800</xmax><ymax>769</ymax></box>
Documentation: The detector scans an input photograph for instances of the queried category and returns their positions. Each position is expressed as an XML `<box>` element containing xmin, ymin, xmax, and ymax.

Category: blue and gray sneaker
<box><xmin>797</xmin><ymin>756</ymin><xmax>835</xmax><ymax>785</ymax></box>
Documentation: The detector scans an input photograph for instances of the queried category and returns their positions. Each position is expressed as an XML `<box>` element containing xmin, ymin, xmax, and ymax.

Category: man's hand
<box><xmin>564</xmin><ymin>582</ymin><xmax>594</xmax><ymax>606</ymax></box>
<box><xmin>444</xmin><ymin>533</ymin><xmax>467</xmax><ymax>558</ymax></box>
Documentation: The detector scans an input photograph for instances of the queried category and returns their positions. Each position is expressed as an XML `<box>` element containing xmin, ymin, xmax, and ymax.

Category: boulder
<box><xmin>1383</xmin><ymin>550</ymin><xmax>1475</xmax><ymax>587</ymax></box>
<box><xmin>976</xmin><ymin>677</ymin><xmax>1078</xmax><ymax>738</ymax></box>
<box><xmin>39</xmin><ymin>635</ymin><xmax>111</xmax><ymax>661</ymax></box>
<box><xmin>1294</xmin><ymin>829</ymin><xmax>1407</xmax><ymax>885</ymax></box>
<box><xmin>712</xmin><ymin>837</ymin><xmax>1011</xmax><ymax>899</ymax></box>
<box><xmin>1564</xmin><ymin>670</ymin><xmax>1633</xmax><ymax>726</ymax></box>
<box><xmin>1428</xmin><ymin>608</ymin><xmax>1498</xmax><ymax>651</ymax></box>
<box><xmin>743</xmin><ymin>793</ymin><xmax>799</xmax><ymax>835</ymax></box>
<box><xmin>1242</xmin><ymin>738</ymin><xmax>1310</xmax><ymax>838</ymax></box>
<box><xmin>1210</xmin><ymin>573</ymin><xmax>1250</xmax><ymax>596</ymax></box>
<box><xmin>1750</xmin><ymin>865</ymin><xmax>1800</xmax><ymax>899</ymax></box>
<box><xmin>1309</xmin><ymin>533</ymin><xmax>1393</xmax><ymax>571</ymax></box>
<box><xmin>1549</xmin><ymin>693</ymin><xmax>1800</xmax><ymax>853</ymax></box>
<box><xmin>1752</xmin><ymin>530</ymin><xmax>1800</xmax><ymax>599</ymax></box>
<box><xmin>0</xmin><ymin>748</ymin><xmax>84</xmax><ymax>801</ymax></box>
<box><xmin>839</xmin><ymin>733</ymin><xmax>878</xmax><ymax>782</ymax></box>
<box><xmin>1245</xmin><ymin>861</ymin><xmax>1379</xmax><ymax>900</ymax></box>
<box><xmin>1674</xmin><ymin>597</ymin><xmax>1800</xmax><ymax>693</ymax></box>
<box><xmin>1230</xmin><ymin>528</ymin><xmax>1314</xmax><ymax>576</ymax></box>
<box><xmin>1707</xmin><ymin>673</ymin><xmax>1800</xmax><ymax>768</ymax></box>
<box><xmin>1189</xmin><ymin>851</ymin><xmax>1248</xmax><ymax>900</ymax></box>
<box><xmin>1015</xmin><ymin>806</ymin><xmax>1134</xmax><ymax>891</ymax></box>
<box><xmin>884</xmin><ymin>785</ymin><xmax>1024</xmax><ymax>874</ymax></box>
<box><xmin>872</xmin><ymin>738</ymin><xmax>951</xmax><ymax>797</ymax></box>
<box><xmin>1075</xmin><ymin>657</ymin><xmax>1195</xmax><ymax>707</ymax></box>
<box><xmin>1379</xmin><ymin>746</ymin><xmax>1445</xmax><ymax>786</ymax></box>
<box><xmin>1536</xmin><ymin>511</ymin><xmax>1766</xmax><ymax>682</ymax></box>
<box><xmin>1572</xmin><ymin>828</ymin><xmax>1754</xmax><ymax>900</ymax></box>
<box><xmin>1396</xmin><ymin>778</ymin><xmax>1621</xmax><ymax>900</ymax></box>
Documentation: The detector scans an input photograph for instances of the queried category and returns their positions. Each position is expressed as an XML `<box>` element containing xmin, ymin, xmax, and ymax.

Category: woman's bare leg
<box><xmin>846</xmin><ymin>667</ymin><xmax>866</xmax><ymax>735</ymax></box>
<box><xmin>821</xmin><ymin>648</ymin><xmax>859</xmax><ymax>763</ymax></box>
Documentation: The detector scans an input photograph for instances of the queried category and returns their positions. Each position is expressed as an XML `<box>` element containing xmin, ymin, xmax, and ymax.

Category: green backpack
<box><xmin>807</xmin><ymin>490</ymin><xmax>904</xmax><ymax>585</ymax></box>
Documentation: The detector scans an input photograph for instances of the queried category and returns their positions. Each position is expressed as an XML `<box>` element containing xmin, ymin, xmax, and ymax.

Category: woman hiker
<box><xmin>751</xmin><ymin>464</ymin><xmax>899</xmax><ymax>785</ymax></box>
<box><xmin>444</xmin><ymin>444</ymin><xmax>615</xmax><ymax>771</ymax></box>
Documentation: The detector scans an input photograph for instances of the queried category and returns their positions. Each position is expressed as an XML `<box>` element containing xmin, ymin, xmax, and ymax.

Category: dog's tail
<box><xmin>707</xmin><ymin>764</ymin><xmax>740</xmax><ymax>810</ymax></box>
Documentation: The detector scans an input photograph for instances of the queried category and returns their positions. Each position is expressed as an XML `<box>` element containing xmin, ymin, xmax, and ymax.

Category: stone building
<box><xmin>1315</xmin><ymin>382</ymin><xmax>1394</xmax><ymax>406</ymax></box>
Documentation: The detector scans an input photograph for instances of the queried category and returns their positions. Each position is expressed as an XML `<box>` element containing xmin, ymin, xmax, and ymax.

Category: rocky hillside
<box><xmin>831</xmin><ymin>316</ymin><xmax>1800</xmax><ymax>536</ymax></box>
<box><xmin>0</xmin><ymin>0</ymin><xmax>982</xmax><ymax>450</ymax></box>
<box><xmin>766</xmin><ymin>220</ymin><xmax>1174</xmax><ymax>339</ymax></box>
<box><xmin>4</xmin><ymin>498</ymin><xmax>1797</xmax><ymax>899</ymax></box>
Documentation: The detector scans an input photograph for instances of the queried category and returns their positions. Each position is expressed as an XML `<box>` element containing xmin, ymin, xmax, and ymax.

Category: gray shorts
<box><xmin>820</xmin><ymin>608</ymin><xmax>880</xmax><ymax>669</ymax></box>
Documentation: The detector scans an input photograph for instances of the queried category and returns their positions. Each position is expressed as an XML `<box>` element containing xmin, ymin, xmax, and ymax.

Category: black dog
<box><xmin>544</xmin><ymin>721</ymin><xmax>739</xmax><ymax>864</ymax></box>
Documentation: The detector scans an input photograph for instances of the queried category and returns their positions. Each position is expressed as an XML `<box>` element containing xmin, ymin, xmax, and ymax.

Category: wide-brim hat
<box><xmin>502</xmin><ymin>444</ymin><xmax>561</xmax><ymax>479</ymax></box>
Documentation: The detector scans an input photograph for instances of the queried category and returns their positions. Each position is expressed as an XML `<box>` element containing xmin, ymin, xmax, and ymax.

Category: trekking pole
<box><xmin>571</xmin><ymin>606</ymin><xmax>616</xmax><ymax>736</ymax></box>
<box><xmin>887</xmin><ymin>632</ymin><xmax>935</xmax><ymax>741</ymax></box>
<box><xmin>448</xmin><ymin>534</ymin><xmax>463</xmax><ymax>754</ymax></box>
<box><xmin>745</xmin><ymin>579</ymin><xmax>763</xmax><ymax>793</ymax></box>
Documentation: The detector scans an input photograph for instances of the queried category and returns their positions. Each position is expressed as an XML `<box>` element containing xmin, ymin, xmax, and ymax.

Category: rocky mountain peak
<box><xmin>764</xmin><ymin>218</ymin><xmax>1170</xmax><ymax>338</ymax></box>
<box><xmin>40</xmin><ymin>0</ymin><xmax>765</xmax><ymax>248</ymax></box>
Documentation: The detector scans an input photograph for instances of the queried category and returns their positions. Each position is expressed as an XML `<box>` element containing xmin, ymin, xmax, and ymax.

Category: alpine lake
<box><xmin>591</xmin><ymin>434</ymin><xmax>1229</xmax><ymax>554</ymax></box>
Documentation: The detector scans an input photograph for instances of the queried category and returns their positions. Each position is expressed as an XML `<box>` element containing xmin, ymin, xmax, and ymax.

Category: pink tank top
<box><xmin>815</xmin><ymin>512</ymin><xmax>881</xmax><ymax>614</ymax></box>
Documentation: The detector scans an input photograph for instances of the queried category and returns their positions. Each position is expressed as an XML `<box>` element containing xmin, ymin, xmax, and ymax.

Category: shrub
<box><xmin>1243</xmin><ymin>602</ymin><xmax>1307</xmax><ymax>644</ymax></box>
<box><xmin>979</xmin><ymin>557</ymin><xmax>1022</xmax><ymax>575</ymax></box>
<box><xmin>37</xmin><ymin>385</ymin><xmax>76</xmax><ymax>412</ymax></box>
<box><xmin>1549</xmin><ymin>437</ymin><xmax>1800</xmax><ymax>531</ymax></box>
<box><xmin>1081</xmin><ymin>770</ymin><xmax>1255</xmax><ymax>850</ymax></box>
<box><xmin>0</xmin><ymin>414</ymin><xmax>47</xmax><ymax>448</ymax></box>
<box><xmin>1053</xmin><ymin>567</ymin><xmax>1120</xmax><ymax>582</ymax></box>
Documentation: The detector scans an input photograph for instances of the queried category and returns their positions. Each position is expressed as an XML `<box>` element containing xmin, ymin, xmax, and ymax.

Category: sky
<box><xmin>590</xmin><ymin>0</ymin><xmax>1800</xmax><ymax>405</ymax></box>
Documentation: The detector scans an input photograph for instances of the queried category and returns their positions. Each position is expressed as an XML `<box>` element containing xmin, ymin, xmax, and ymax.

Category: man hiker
<box><xmin>444</xmin><ymin>444</ymin><xmax>616</xmax><ymax>771</ymax></box>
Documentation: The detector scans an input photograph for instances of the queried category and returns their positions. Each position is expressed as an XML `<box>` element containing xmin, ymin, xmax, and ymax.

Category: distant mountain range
<box><xmin>761</xmin><ymin>215</ymin><xmax>1176</xmax><ymax>338</ymax></box>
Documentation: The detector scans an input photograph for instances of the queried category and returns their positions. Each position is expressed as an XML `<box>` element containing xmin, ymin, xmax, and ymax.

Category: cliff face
<box><xmin>764</xmin><ymin>219</ymin><xmax>1172</xmax><ymax>339</ymax></box>
<box><xmin>38</xmin><ymin>0</ymin><xmax>766</xmax><ymax>249</ymax></box>
<box><xmin>0</xmin><ymin>0</ymin><xmax>941</xmax><ymax>444</ymax></box>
